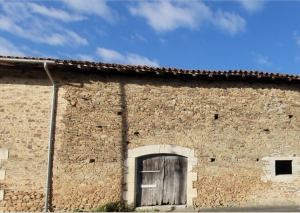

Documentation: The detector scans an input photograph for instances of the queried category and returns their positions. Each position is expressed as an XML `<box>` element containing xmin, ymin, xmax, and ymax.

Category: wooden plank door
<box><xmin>136</xmin><ymin>155</ymin><xmax>164</xmax><ymax>206</ymax></box>
<box><xmin>163</xmin><ymin>156</ymin><xmax>187</xmax><ymax>205</ymax></box>
<box><xmin>136</xmin><ymin>155</ymin><xmax>187</xmax><ymax>206</ymax></box>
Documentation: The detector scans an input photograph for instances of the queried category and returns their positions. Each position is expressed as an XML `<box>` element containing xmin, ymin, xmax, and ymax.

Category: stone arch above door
<box><xmin>123</xmin><ymin>145</ymin><xmax>198</xmax><ymax>207</ymax></box>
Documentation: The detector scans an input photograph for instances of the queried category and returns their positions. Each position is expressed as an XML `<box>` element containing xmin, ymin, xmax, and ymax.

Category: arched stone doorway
<box><xmin>123</xmin><ymin>145</ymin><xmax>197</xmax><ymax>207</ymax></box>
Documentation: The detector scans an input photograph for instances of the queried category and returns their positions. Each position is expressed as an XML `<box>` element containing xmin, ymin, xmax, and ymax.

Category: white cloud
<box><xmin>1</xmin><ymin>1</ymin><xmax>31</xmax><ymax>21</ymax></box>
<box><xmin>129</xmin><ymin>1</ymin><xmax>212</xmax><ymax>32</ymax></box>
<box><xmin>66</xmin><ymin>30</ymin><xmax>88</xmax><ymax>46</ymax></box>
<box><xmin>293</xmin><ymin>31</ymin><xmax>300</xmax><ymax>47</ymax></box>
<box><xmin>255</xmin><ymin>54</ymin><xmax>273</xmax><ymax>66</ymax></box>
<box><xmin>96</xmin><ymin>47</ymin><xmax>159</xmax><ymax>67</ymax></box>
<box><xmin>21</xmin><ymin>46</ymin><xmax>58</xmax><ymax>59</ymax></box>
<box><xmin>0</xmin><ymin>1</ymin><xmax>88</xmax><ymax>46</ymax></box>
<box><xmin>97</xmin><ymin>48</ymin><xmax>125</xmax><ymax>62</ymax></box>
<box><xmin>126</xmin><ymin>53</ymin><xmax>158</xmax><ymax>67</ymax></box>
<box><xmin>95</xmin><ymin>28</ymin><xmax>107</xmax><ymax>37</ymax></box>
<box><xmin>213</xmin><ymin>10</ymin><xmax>246</xmax><ymax>35</ymax></box>
<box><xmin>0</xmin><ymin>37</ymin><xmax>25</xmax><ymax>56</ymax></box>
<box><xmin>76</xmin><ymin>54</ymin><xmax>95</xmax><ymax>62</ymax></box>
<box><xmin>62</xmin><ymin>0</ymin><xmax>118</xmax><ymax>24</ymax></box>
<box><xmin>236</xmin><ymin>0</ymin><xmax>264</xmax><ymax>13</ymax></box>
<box><xmin>124</xmin><ymin>34</ymin><xmax>148</xmax><ymax>43</ymax></box>
<box><xmin>129</xmin><ymin>1</ymin><xmax>246</xmax><ymax>35</ymax></box>
<box><xmin>135</xmin><ymin>34</ymin><xmax>147</xmax><ymax>43</ymax></box>
<box><xmin>57</xmin><ymin>52</ymin><xmax>95</xmax><ymax>61</ymax></box>
<box><xmin>28</xmin><ymin>3</ymin><xmax>85</xmax><ymax>22</ymax></box>
<box><xmin>159</xmin><ymin>38</ymin><xmax>166</xmax><ymax>44</ymax></box>
<box><xmin>44</xmin><ymin>33</ymin><xmax>68</xmax><ymax>46</ymax></box>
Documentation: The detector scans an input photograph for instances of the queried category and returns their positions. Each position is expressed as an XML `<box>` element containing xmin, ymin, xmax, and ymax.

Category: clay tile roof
<box><xmin>0</xmin><ymin>55</ymin><xmax>300</xmax><ymax>81</ymax></box>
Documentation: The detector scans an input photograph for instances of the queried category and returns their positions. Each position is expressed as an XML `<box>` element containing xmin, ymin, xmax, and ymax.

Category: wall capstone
<box><xmin>0</xmin><ymin>170</ymin><xmax>5</xmax><ymax>180</ymax></box>
<box><xmin>0</xmin><ymin>149</ymin><xmax>7</xmax><ymax>203</ymax></box>
<box><xmin>0</xmin><ymin>190</ymin><xmax>3</xmax><ymax>201</ymax></box>
<box><xmin>0</xmin><ymin>149</ymin><xmax>8</xmax><ymax>160</ymax></box>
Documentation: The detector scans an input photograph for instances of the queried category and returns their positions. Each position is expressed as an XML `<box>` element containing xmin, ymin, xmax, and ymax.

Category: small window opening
<box><xmin>134</xmin><ymin>132</ymin><xmax>139</xmax><ymax>136</ymax></box>
<box><xmin>288</xmin><ymin>115</ymin><xmax>293</xmax><ymax>119</ymax></box>
<box><xmin>214</xmin><ymin>114</ymin><xmax>218</xmax><ymax>120</ymax></box>
<box><xmin>263</xmin><ymin>128</ymin><xmax>270</xmax><ymax>134</ymax></box>
<box><xmin>256</xmin><ymin>158</ymin><xmax>259</xmax><ymax>162</ymax></box>
<box><xmin>210</xmin><ymin>158</ymin><xmax>215</xmax><ymax>162</ymax></box>
<box><xmin>275</xmin><ymin>160</ymin><xmax>292</xmax><ymax>175</ymax></box>
<box><xmin>89</xmin><ymin>159</ymin><xmax>95</xmax><ymax>163</ymax></box>
<box><xmin>117</xmin><ymin>112</ymin><xmax>122</xmax><ymax>115</ymax></box>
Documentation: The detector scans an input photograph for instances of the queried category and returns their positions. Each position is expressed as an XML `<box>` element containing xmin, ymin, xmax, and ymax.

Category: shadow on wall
<box><xmin>120</xmin><ymin>78</ymin><xmax>129</xmax><ymax>201</ymax></box>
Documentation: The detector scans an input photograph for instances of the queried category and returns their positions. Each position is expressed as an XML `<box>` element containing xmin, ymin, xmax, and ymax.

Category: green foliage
<box><xmin>92</xmin><ymin>200</ymin><xmax>134</xmax><ymax>212</ymax></box>
<box><xmin>74</xmin><ymin>201</ymin><xmax>160</xmax><ymax>212</ymax></box>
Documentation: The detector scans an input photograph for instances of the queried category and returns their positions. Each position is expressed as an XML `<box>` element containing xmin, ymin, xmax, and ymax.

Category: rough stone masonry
<box><xmin>0</xmin><ymin>63</ymin><xmax>300</xmax><ymax>212</ymax></box>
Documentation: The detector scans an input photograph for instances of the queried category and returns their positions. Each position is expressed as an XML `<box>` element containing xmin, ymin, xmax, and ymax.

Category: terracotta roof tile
<box><xmin>0</xmin><ymin>55</ymin><xmax>300</xmax><ymax>81</ymax></box>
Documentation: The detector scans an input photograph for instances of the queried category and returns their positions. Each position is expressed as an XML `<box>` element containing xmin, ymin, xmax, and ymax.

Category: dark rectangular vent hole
<box><xmin>275</xmin><ymin>160</ymin><xmax>292</xmax><ymax>175</ymax></box>
<box><xmin>215</xmin><ymin>114</ymin><xmax>218</xmax><ymax>120</ymax></box>
<box><xmin>89</xmin><ymin>159</ymin><xmax>95</xmax><ymax>163</ymax></box>
<box><xmin>210</xmin><ymin>158</ymin><xmax>215</xmax><ymax>162</ymax></box>
<box><xmin>289</xmin><ymin>115</ymin><xmax>293</xmax><ymax>118</ymax></box>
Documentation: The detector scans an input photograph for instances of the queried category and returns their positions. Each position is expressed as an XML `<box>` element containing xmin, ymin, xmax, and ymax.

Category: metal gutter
<box><xmin>0</xmin><ymin>58</ymin><xmax>56</xmax><ymax>212</ymax></box>
<box><xmin>0</xmin><ymin>58</ymin><xmax>55</xmax><ymax>64</ymax></box>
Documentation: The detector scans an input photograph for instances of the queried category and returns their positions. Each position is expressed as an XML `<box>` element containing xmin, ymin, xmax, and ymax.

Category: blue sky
<box><xmin>0</xmin><ymin>0</ymin><xmax>300</xmax><ymax>74</ymax></box>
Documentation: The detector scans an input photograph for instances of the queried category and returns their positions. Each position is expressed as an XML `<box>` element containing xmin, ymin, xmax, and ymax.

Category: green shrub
<box><xmin>92</xmin><ymin>200</ymin><xmax>134</xmax><ymax>212</ymax></box>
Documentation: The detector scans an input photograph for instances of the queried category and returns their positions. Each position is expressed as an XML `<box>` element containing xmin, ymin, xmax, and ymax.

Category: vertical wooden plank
<box><xmin>136</xmin><ymin>155</ymin><xmax>164</xmax><ymax>206</ymax></box>
<box><xmin>141</xmin><ymin>158</ymin><xmax>151</xmax><ymax>206</ymax></box>
<box><xmin>136</xmin><ymin>157</ymin><xmax>143</xmax><ymax>207</ymax></box>
<box><xmin>163</xmin><ymin>156</ymin><xmax>174</xmax><ymax>204</ymax></box>
<box><xmin>176</xmin><ymin>156</ymin><xmax>187</xmax><ymax>204</ymax></box>
<box><xmin>163</xmin><ymin>156</ymin><xmax>187</xmax><ymax>205</ymax></box>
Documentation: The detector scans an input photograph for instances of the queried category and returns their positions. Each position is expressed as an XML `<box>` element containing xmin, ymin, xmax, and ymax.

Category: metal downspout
<box><xmin>43</xmin><ymin>62</ymin><xmax>56</xmax><ymax>212</ymax></box>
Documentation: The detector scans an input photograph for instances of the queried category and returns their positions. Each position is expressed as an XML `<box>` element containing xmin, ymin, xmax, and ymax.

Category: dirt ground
<box><xmin>199</xmin><ymin>205</ymin><xmax>300</xmax><ymax>212</ymax></box>
<box><xmin>136</xmin><ymin>205</ymin><xmax>300</xmax><ymax>212</ymax></box>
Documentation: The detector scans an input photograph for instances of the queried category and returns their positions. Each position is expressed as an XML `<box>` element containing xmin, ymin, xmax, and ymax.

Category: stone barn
<box><xmin>0</xmin><ymin>56</ymin><xmax>300</xmax><ymax>212</ymax></box>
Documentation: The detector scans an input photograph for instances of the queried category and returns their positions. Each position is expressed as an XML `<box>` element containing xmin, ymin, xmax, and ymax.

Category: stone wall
<box><xmin>0</xmin><ymin>68</ymin><xmax>52</xmax><ymax>211</ymax></box>
<box><xmin>1</xmin><ymin>68</ymin><xmax>300</xmax><ymax>211</ymax></box>
<box><xmin>120</xmin><ymin>76</ymin><xmax>300</xmax><ymax>208</ymax></box>
<box><xmin>51</xmin><ymin>72</ymin><xmax>124</xmax><ymax>212</ymax></box>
